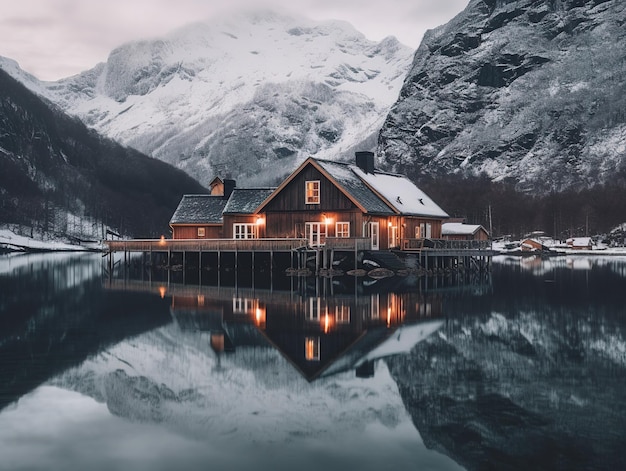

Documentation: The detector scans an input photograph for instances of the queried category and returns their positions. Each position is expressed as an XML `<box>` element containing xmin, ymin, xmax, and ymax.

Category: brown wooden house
<box><xmin>169</xmin><ymin>152</ymin><xmax>449</xmax><ymax>250</ymax></box>
<box><xmin>442</xmin><ymin>222</ymin><xmax>490</xmax><ymax>241</ymax></box>
<box><xmin>254</xmin><ymin>152</ymin><xmax>449</xmax><ymax>250</ymax></box>
<box><xmin>169</xmin><ymin>194</ymin><xmax>228</xmax><ymax>239</ymax></box>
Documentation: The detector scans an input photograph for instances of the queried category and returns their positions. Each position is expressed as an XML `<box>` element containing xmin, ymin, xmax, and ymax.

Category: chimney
<box><xmin>223</xmin><ymin>179</ymin><xmax>236</xmax><ymax>198</ymax></box>
<box><xmin>355</xmin><ymin>151</ymin><xmax>375</xmax><ymax>174</ymax></box>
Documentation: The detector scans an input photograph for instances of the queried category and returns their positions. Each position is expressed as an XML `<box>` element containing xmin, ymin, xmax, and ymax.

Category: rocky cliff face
<box><xmin>386</xmin><ymin>258</ymin><xmax>626</xmax><ymax>470</ymax></box>
<box><xmin>379</xmin><ymin>0</ymin><xmax>626</xmax><ymax>192</ymax></box>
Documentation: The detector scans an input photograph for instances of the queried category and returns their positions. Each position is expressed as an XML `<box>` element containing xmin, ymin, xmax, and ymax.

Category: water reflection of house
<box><xmin>168</xmin><ymin>285</ymin><xmax>444</xmax><ymax>381</ymax></box>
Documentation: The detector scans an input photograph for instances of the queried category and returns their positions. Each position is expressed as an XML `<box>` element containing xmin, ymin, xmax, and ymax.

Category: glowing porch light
<box><xmin>159</xmin><ymin>235</ymin><xmax>166</xmax><ymax>245</ymax></box>
<box><xmin>256</xmin><ymin>215</ymin><xmax>265</xmax><ymax>225</ymax></box>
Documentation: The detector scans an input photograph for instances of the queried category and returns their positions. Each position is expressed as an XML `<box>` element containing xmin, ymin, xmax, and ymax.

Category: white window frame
<box><xmin>335</xmin><ymin>221</ymin><xmax>350</xmax><ymax>238</ymax></box>
<box><xmin>305</xmin><ymin>180</ymin><xmax>320</xmax><ymax>204</ymax></box>
<box><xmin>305</xmin><ymin>222</ymin><xmax>326</xmax><ymax>247</ymax></box>
<box><xmin>197</xmin><ymin>227</ymin><xmax>206</xmax><ymax>238</ymax></box>
<box><xmin>233</xmin><ymin>223</ymin><xmax>256</xmax><ymax>239</ymax></box>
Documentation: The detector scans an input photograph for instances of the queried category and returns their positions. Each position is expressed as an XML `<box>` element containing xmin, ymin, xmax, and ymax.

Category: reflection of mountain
<box><xmin>0</xmin><ymin>254</ymin><xmax>171</xmax><ymax>411</ymax></box>
<box><xmin>387</xmin><ymin>263</ymin><xmax>626</xmax><ymax>471</ymax></box>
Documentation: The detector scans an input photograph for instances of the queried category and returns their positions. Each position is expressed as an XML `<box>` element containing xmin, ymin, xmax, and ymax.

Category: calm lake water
<box><xmin>1</xmin><ymin>252</ymin><xmax>625</xmax><ymax>471</ymax></box>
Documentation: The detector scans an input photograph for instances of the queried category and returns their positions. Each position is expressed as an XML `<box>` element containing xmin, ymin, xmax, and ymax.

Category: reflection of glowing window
<box><xmin>197</xmin><ymin>295</ymin><xmax>205</xmax><ymax>306</ymax></box>
<box><xmin>335</xmin><ymin>304</ymin><xmax>350</xmax><ymax>323</ymax></box>
<box><xmin>370</xmin><ymin>294</ymin><xmax>380</xmax><ymax>320</ymax></box>
<box><xmin>335</xmin><ymin>222</ymin><xmax>350</xmax><ymax>238</ymax></box>
<box><xmin>305</xmin><ymin>336</ymin><xmax>320</xmax><ymax>361</ymax></box>
<box><xmin>307</xmin><ymin>298</ymin><xmax>321</xmax><ymax>321</ymax></box>
<box><xmin>233</xmin><ymin>298</ymin><xmax>255</xmax><ymax>314</ymax></box>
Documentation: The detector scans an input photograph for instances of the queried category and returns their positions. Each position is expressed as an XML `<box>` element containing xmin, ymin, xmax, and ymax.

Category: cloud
<box><xmin>0</xmin><ymin>0</ymin><xmax>469</xmax><ymax>80</ymax></box>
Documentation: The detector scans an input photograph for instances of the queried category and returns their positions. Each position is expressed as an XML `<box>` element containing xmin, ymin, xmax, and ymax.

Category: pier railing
<box><xmin>402</xmin><ymin>238</ymin><xmax>492</xmax><ymax>252</ymax></box>
<box><xmin>105</xmin><ymin>238</ymin><xmax>308</xmax><ymax>253</ymax></box>
<box><xmin>324</xmin><ymin>237</ymin><xmax>371</xmax><ymax>251</ymax></box>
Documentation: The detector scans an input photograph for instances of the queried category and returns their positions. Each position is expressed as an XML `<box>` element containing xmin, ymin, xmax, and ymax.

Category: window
<box><xmin>305</xmin><ymin>336</ymin><xmax>320</xmax><ymax>361</ymax></box>
<box><xmin>305</xmin><ymin>180</ymin><xmax>320</xmax><ymax>204</ymax></box>
<box><xmin>335</xmin><ymin>222</ymin><xmax>350</xmax><ymax>238</ymax></box>
<box><xmin>305</xmin><ymin>222</ymin><xmax>326</xmax><ymax>247</ymax></box>
<box><xmin>197</xmin><ymin>227</ymin><xmax>206</xmax><ymax>237</ymax></box>
<box><xmin>233</xmin><ymin>223</ymin><xmax>256</xmax><ymax>239</ymax></box>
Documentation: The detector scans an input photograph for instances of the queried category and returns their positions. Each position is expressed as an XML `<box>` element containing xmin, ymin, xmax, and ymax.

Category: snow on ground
<box><xmin>0</xmin><ymin>229</ymin><xmax>101</xmax><ymax>252</ymax></box>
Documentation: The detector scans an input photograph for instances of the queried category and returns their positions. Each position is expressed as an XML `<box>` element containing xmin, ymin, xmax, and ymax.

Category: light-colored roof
<box><xmin>351</xmin><ymin>166</ymin><xmax>449</xmax><ymax>218</ymax></box>
<box><xmin>223</xmin><ymin>188</ymin><xmax>275</xmax><ymax>214</ymax></box>
<box><xmin>169</xmin><ymin>195</ymin><xmax>227</xmax><ymax>225</ymax></box>
<box><xmin>442</xmin><ymin>222</ymin><xmax>484</xmax><ymax>236</ymax></box>
<box><xmin>314</xmin><ymin>160</ymin><xmax>395</xmax><ymax>214</ymax></box>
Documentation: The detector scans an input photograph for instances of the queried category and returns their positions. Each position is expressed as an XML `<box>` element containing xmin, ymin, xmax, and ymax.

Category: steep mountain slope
<box><xmin>0</xmin><ymin>69</ymin><xmax>206</xmax><ymax>239</ymax></box>
<box><xmin>379</xmin><ymin>0</ymin><xmax>626</xmax><ymax>192</ymax></box>
<box><xmin>34</xmin><ymin>11</ymin><xmax>412</xmax><ymax>186</ymax></box>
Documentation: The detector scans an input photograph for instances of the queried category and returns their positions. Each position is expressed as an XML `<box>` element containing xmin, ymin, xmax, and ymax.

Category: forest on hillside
<box><xmin>422</xmin><ymin>174</ymin><xmax>626</xmax><ymax>242</ymax></box>
<box><xmin>0</xmin><ymin>69</ymin><xmax>206</xmax><ymax>240</ymax></box>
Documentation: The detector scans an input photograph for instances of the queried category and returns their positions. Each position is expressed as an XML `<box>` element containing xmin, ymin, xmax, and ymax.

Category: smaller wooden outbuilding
<box><xmin>566</xmin><ymin>237</ymin><xmax>593</xmax><ymax>250</ymax></box>
<box><xmin>442</xmin><ymin>222</ymin><xmax>489</xmax><ymax>241</ymax></box>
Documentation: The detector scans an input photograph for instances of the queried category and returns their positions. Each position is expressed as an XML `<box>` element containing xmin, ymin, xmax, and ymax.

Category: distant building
<box><xmin>442</xmin><ymin>222</ymin><xmax>490</xmax><ymax>241</ymax></box>
<box><xmin>566</xmin><ymin>237</ymin><xmax>594</xmax><ymax>250</ymax></box>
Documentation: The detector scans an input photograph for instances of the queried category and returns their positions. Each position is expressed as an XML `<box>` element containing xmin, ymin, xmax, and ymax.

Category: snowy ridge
<box><xmin>52</xmin><ymin>322</ymin><xmax>415</xmax><ymax>444</ymax></box>
<box><xmin>4</xmin><ymin>11</ymin><xmax>413</xmax><ymax>186</ymax></box>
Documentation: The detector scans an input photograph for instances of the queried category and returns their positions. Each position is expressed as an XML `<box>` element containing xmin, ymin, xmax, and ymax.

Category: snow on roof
<box><xmin>442</xmin><ymin>222</ymin><xmax>483</xmax><ymax>236</ymax></box>
<box><xmin>223</xmin><ymin>188</ymin><xmax>275</xmax><ymax>214</ymax></box>
<box><xmin>315</xmin><ymin>159</ymin><xmax>395</xmax><ymax>214</ymax></box>
<box><xmin>351</xmin><ymin>166</ymin><xmax>449</xmax><ymax>218</ymax></box>
<box><xmin>567</xmin><ymin>237</ymin><xmax>593</xmax><ymax>246</ymax></box>
<box><xmin>169</xmin><ymin>195</ymin><xmax>227</xmax><ymax>225</ymax></box>
<box><xmin>361</xmin><ymin>320</ymin><xmax>444</xmax><ymax>361</ymax></box>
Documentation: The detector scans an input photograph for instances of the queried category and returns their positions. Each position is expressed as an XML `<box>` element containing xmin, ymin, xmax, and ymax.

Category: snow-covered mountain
<box><xmin>378</xmin><ymin>0</ymin><xmax>626</xmax><ymax>192</ymax></box>
<box><xmin>23</xmin><ymin>11</ymin><xmax>413</xmax><ymax>187</ymax></box>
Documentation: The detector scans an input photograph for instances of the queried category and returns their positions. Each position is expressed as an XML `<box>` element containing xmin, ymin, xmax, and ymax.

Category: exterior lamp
<box><xmin>323</xmin><ymin>214</ymin><xmax>332</xmax><ymax>225</ymax></box>
<box><xmin>256</xmin><ymin>216</ymin><xmax>265</xmax><ymax>226</ymax></box>
<box><xmin>159</xmin><ymin>235</ymin><xmax>166</xmax><ymax>245</ymax></box>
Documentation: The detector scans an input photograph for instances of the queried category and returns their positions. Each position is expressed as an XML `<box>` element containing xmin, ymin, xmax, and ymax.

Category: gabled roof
<box><xmin>314</xmin><ymin>159</ymin><xmax>395</xmax><ymax>214</ymax></box>
<box><xmin>169</xmin><ymin>195</ymin><xmax>228</xmax><ymax>225</ymax></box>
<box><xmin>442</xmin><ymin>222</ymin><xmax>486</xmax><ymax>236</ymax></box>
<box><xmin>256</xmin><ymin>157</ymin><xmax>447</xmax><ymax>217</ymax></box>
<box><xmin>223</xmin><ymin>188</ymin><xmax>275</xmax><ymax>214</ymax></box>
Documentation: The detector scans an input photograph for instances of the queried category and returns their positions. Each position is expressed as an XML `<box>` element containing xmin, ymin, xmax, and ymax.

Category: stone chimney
<box><xmin>355</xmin><ymin>151</ymin><xmax>375</xmax><ymax>174</ymax></box>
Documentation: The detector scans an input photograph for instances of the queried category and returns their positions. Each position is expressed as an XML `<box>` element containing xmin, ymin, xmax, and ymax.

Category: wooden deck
<box><xmin>105</xmin><ymin>238</ymin><xmax>309</xmax><ymax>253</ymax></box>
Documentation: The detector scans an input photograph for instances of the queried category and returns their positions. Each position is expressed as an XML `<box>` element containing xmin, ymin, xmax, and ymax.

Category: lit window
<box><xmin>305</xmin><ymin>180</ymin><xmax>320</xmax><ymax>204</ymax></box>
<box><xmin>197</xmin><ymin>227</ymin><xmax>206</xmax><ymax>237</ymax></box>
<box><xmin>305</xmin><ymin>336</ymin><xmax>320</xmax><ymax>361</ymax></box>
<box><xmin>233</xmin><ymin>223</ymin><xmax>256</xmax><ymax>239</ymax></box>
<box><xmin>335</xmin><ymin>222</ymin><xmax>350</xmax><ymax>238</ymax></box>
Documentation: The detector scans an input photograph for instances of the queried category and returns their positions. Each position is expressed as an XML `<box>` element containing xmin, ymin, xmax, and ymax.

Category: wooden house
<box><xmin>222</xmin><ymin>188</ymin><xmax>275</xmax><ymax>239</ymax></box>
<box><xmin>442</xmin><ymin>222</ymin><xmax>490</xmax><ymax>241</ymax></box>
<box><xmin>566</xmin><ymin>237</ymin><xmax>593</xmax><ymax>250</ymax></box>
<box><xmin>254</xmin><ymin>152</ymin><xmax>449</xmax><ymax>250</ymax></box>
<box><xmin>169</xmin><ymin>194</ymin><xmax>229</xmax><ymax>239</ymax></box>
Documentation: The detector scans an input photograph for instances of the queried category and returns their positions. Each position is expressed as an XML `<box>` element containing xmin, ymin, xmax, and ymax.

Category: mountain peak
<box><xmin>24</xmin><ymin>12</ymin><xmax>412</xmax><ymax>186</ymax></box>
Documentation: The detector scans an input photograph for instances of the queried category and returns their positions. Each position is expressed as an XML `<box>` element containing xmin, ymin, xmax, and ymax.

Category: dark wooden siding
<box><xmin>171</xmin><ymin>225</ymin><xmax>222</xmax><ymax>240</ymax></box>
<box><xmin>223</xmin><ymin>215</ymin><xmax>260</xmax><ymax>238</ymax></box>
<box><xmin>264</xmin><ymin>164</ymin><xmax>357</xmax><ymax>212</ymax></box>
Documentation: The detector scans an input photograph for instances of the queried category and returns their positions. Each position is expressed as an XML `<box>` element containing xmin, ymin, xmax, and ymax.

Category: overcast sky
<box><xmin>1</xmin><ymin>0</ymin><xmax>469</xmax><ymax>81</ymax></box>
